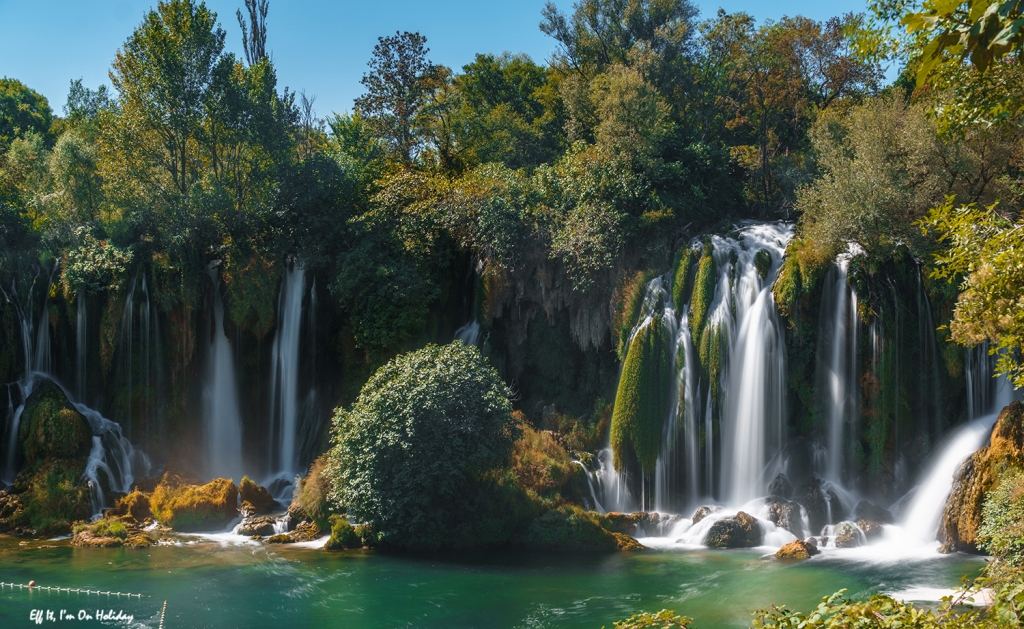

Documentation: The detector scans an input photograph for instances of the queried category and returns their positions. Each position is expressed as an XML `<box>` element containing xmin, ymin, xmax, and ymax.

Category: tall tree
<box><xmin>237</xmin><ymin>0</ymin><xmax>269</xmax><ymax>66</ymax></box>
<box><xmin>355</xmin><ymin>31</ymin><xmax>436</xmax><ymax>167</ymax></box>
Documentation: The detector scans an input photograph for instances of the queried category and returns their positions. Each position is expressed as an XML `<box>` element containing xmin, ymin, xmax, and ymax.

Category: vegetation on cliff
<box><xmin>611</xmin><ymin>316</ymin><xmax>672</xmax><ymax>474</ymax></box>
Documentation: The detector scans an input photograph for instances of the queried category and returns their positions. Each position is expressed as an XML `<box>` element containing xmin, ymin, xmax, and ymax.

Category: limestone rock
<box><xmin>149</xmin><ymin>475</ymin><xmax>239</xmax><ymax>532</ymax></box>
<box><xmin>775</xmin><ymin>539</ymin><xmax>819</xmax><ymax>559</ymax></box>
<box><xmin>764</xmin><ymin>499</ymin><xmax>805</xmax><ymax>538</ymax></box>
<box><xmin>833</xmin><ymin>521</ymin><xmax>863</xmax><ymax>548</ymax></box>
<box><xmin>940</xmin><ymin>401</ymin><xmax>1024</xmax><ymax>553</ymax></box>
<box><xmin>768</xmin><ymin>473</ymin><xmax>793</xmax><ymax>500</ymax></box>
<box><xmin>691</xmin><ymin>505</ymin><xmax>721</xmax><ymax>525</ymax></box>
<box><xmin>704</xmin><ymin>511</ymin><xmax>762</xmax><ymax>548</ymax></box>
<box><xmin>237</xmin><ymin>516</ymin><xmax>279</xmax><ymax>537</ymax></box>
<box><xmin>239</xmin><ymin>476</ymin><xmax>277</xmax><ymax>514</ymax></box>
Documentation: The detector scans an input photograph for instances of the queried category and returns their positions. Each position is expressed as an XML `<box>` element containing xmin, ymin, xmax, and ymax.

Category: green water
<box><xmin>0</xmin><ymin>536</ymin><xmax>982</xmax><ymax>629</ymax></box>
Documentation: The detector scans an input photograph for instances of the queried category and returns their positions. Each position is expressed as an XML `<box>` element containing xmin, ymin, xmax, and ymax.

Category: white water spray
<box><xmin>203</xmin><ymin>264</ymin><xmax>245</xmax><ymax>481</ymax></box>
<box><xmin>269</xmin><ymin>263</ymin><xmax>306</xmax><ymax>475</ymax></box>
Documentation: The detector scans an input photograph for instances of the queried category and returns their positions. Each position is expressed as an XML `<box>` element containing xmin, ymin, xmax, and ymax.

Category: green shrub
<box><xmin>22</xmin><ymin>459</ymin><xmax>90</xmax><ymax>532</ymax></box>
<box><xmin>615</xmin><ymin>269</ymin><xmax>658</xmax><ymax>359</ymax></box>
<box><xmin>978</xmin><ymin>467</ymin><xmax>1024</xmax><ymax>566</ymax></box>
<box><xmin>511</xmin><ymin>418</ymin><xmax>582</xmax><ymax>504</ymax></box>
<box><xmin>328</xmin><ymin>342</ymin><xmax>518</xmax><ymax>549</ymax></box>
<box><xmin>611</xmin><ymin>316</ymin><xmax>672</xmax><ymax>473</ymax></box>
<box><xmin>324</xmin><ymin>515</ymin><xmax>361</xmax><ymax>550</ymax></box>
<box><xmin>82</xmin><ymin>519</ymin><xmax>128</xmax><ymax>540</ymax></box>
<box><xmin>606</xmin><ymin>610</ymin><xmax>693</xmax><ymax>629</ymax></box>
<box><xmin>290</xmin><ymin>454</ymin><xmax>338</xmax><ymax>530</ymax></box>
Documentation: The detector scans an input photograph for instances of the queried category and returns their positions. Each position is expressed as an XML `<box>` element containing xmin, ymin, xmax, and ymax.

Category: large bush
<box><xmin>327</xmin><ymin>342</ymin><xmax>518</xmax><ymax>549</ymax></box>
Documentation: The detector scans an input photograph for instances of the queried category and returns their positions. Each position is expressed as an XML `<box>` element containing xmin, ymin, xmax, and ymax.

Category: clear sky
<box><xmin>0</xmin><ymin>0</ymin><xmax>870</xmax><ymax>119</ymax></box>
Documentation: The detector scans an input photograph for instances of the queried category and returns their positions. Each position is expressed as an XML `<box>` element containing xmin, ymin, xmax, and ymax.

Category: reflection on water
<box><xmin>0</xmin><ymin>536</ymin><xmax>983</xmax><ymax>629</ymax></box>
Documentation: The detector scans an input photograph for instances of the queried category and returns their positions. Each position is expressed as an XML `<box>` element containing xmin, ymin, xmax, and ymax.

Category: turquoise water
<box><xmin>0</xmin><ymin>536</ymin><xmax>982</xmax><ymax>629</ymax></box>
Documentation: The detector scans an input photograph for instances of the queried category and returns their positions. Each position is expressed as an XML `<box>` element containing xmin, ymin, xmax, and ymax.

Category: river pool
<box><xmin>0</xmin><ymin>534</ymin><xmax>983</xmax><ymax>629</ymax></box>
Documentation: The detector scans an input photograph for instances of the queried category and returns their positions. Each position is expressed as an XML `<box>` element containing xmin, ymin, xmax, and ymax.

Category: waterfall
<box><xmin>592</xmin><ymin>222</ymin><xmax>793</xmax><ymax>513</ymax></box>
<box><xmin>203</xmin><ymin>263</ymin><xmax>245</xmax><ymax>481</ymax></box>
<box><xmin>453</xmin><ymin>321</ymin><xmax>481</xmax><ymax>346</ymax></box>
<box><xmin>817</xmin><ymin>251</ymin><xmax>860</xmax><ymax>482</ymax></box>
<box><xmin>901</xmin><ymin>412</ymin><xmax>999</xmax><ymax>541</ymax></box>
<box><xmin>120</xmin><ymin>274</ymin><xmax>137</xmax><ymax>439</ymax></box>
<box><xmin>269</xmin><ymin>263</ymin><xmax>306</xmax><ymax>475</ymax></box>
<box><xmin>76</xmin><ymin>289</ymin><xmax>87</xmax><ymax>401</ymax></box>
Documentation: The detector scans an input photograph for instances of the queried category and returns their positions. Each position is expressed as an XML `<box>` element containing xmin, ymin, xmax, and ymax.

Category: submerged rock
<box><xmin>941</xmin><ymin>401</ymin><xmax>1024</xmax><ymax>553</ymax></box>
<box><xmin>704</xmin><ymin>512</ymin><xmax>762</xmax><ymax>548</ymax></box>
<box><xmin>266</xmin><ymin>534</ymin><xmax>293</xmax><ymax>544</ymax></box>
<box><xmin>853</xmin><ymin>500</ymin><xmax>893</xmax><ymax>524</ymax></box>
<box><xmin>775</xmin><ymin>539</ymin><xmax>819</xmax><ymax>559</ymax></box>
<box><xmin>768</xmin><ymin>473</ymin><xmax>793</xmax><ymax>500</ymax></box>
<box><xmin>764</xmin><ymin>499</ymin><xmax>805</xmax><ymax>538</ymax></box>
<box><xmin>691</xmin><ymin>505</ymin><xmax>721</xmax><ymax>525</ymax></box>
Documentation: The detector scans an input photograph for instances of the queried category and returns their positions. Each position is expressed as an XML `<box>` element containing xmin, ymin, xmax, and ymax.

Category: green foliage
<box><xmin>753</xmin><ymin>248</ymin><xmax>772</xmax><ymax>279</ymax></box>
<box><xmin>324</xmin><ymin>515</ymin><xmax>362</xmax><ymax>550</ymax></box>
<box><xmin>615</xmin><ymin>269</ymin><xmax>658</xmax><ymax>359</ymax></box>
<box><xmin>81</xmin><ymin>519</ymin><xmax>129</xmax><ymax>540</ymax></box>
<box><xmin>289</xmin><ymin>454</ymin><xmax>339</xmax><ymax>531</ymax></box>
<box><xmin>61</xmin><ymin>229</ymin><xmax>132</xmax><ymax>296</ymax></box>
<box><xmin>223</xmin><ymin>247</ymin><xmax>277</xmax><ymax>338</ymax></box>
<box><xmin>19</xmin><ymin>380</ymin><xmax>91</xmax><ymax>465</ymax></box>
<box><xmin>21</xmin><ymin>459</ymin><xmax>90</xmax><ymax>533</ymax></box>
<box><xmin>0</xmin><ymin>78</ymin><xmax>54</xmax><ymax>150</ymax></box>
<box><xmin>671</xmin><ymin>248</ymin><xmax>693</xmax><ymax>310</ymax></box>
<box><xmin>611</xmin><ymin>316</ymin><xmax>672</xmax><ymax>473</ymax></box>
<box><xmin>511</xmin><ymin>418</ymin><xmax>584</xmax><ymax>504</ymax></box>
<box><xmin>689</xmin><ymin>246</ymin><xmax>715</xmax><ymax>345</ymax></box>
<box><xmin>519</xmin><ymin>504</ymin><xmax>629</xmax><ymax>551</ymax></box>
<box><xmin>606</xmin><ymin>609</ymin><xmax>693</xmax><ymax>629</ymax></box>
<box><xmin>149</xmin><ymin>477</ymin><xmax>239</xmax><ymax>532</ymax></box>
<box><xmin>327</xmin><ymin>342</ymin><xmax>518</xmax><ymax>549</ymax></box>
<box><xmin>978</xmin><ymin>467</ymin><xmax>1024</xmax><ymax>565</ymax></box>
<box><xmin>923</xmin><ymin>200</ymin><xmax>1024</xmax><ymax>389</ymax></box>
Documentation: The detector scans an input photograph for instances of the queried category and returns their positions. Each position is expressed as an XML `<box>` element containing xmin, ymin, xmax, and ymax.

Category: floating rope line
<box><xmin>0</xmin><ymin>582</ymin><xmax>148</xmax><ymax>598</ymax></box>
<box><xmin>159</xmin><ymin>600</ymin><xmax>167</xmax><ymax>629</ymax></box>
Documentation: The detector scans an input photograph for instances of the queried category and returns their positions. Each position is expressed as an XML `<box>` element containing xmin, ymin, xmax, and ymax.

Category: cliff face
<box><xmin>940</xmin><ymin>400</ymin><xmax>1024</xmax><ymax>552</ymax></box>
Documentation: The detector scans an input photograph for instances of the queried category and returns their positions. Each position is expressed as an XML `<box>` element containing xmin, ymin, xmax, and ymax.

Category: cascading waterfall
<box><xmin>203</xmin><ymin>263</ymin><xmax>245</xmax><ymax>481</ymax></box>
<box><xmin>587</xmin><ymin>222</ymin><xmax>794</xmax><ymax>514</ymax></box>
<box><xmin>817</xmin><ymin>251</ymin><xmax>860</xmax><ymax>482</ymax></box>
<box><xmin>269</xmin><ymin>263</ymin><xmax>306</xmax><ymax>475</ymax></box>
<box><xmin>76</xmin><ymin>289</ymin><xmax>87</xmax><ymax>401</ymax></box>
<box><xmin>453</xmin><ymin>321</ymin><xmax>481</xmax><ymax>346</ymax></box>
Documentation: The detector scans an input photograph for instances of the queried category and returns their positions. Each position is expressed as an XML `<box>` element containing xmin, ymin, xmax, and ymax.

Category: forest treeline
<box><xmin>0</xmin><ymin>0</ymin><xmax>1022</xmax><ymax>418</ymax></box>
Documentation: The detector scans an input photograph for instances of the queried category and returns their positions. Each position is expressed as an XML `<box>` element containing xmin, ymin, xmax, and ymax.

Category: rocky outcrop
<box><xmin>852</xmin><ymin>500</ymin><xmax>893</xmax><ymax>524</ymax></box>
<box><xmin>239</xmin><ymin>476</ymin><xmax>277</xmax><ymax>514</ymax></box>
<box><xmin>518</xmin><ymin>506</ymin><xmax>645</xmax><ymax>551</ymax></box>
<box><xmin>149</xmin><ymin>475</ymin><xmax>239</xmax><ymax>532</ymax></box>
<box><xmin>768</xmin><ymin>473</ymin><xmax>793</xmax><ymax>500</ymax></box>
<box><xmin>940</xmin><ymin>401</ymin><xmax>1024</xmax><ymax>553</ymax></box>
<box><xmin>764</xmin><ymin>499</ymin><xmax>806</xmax><ymax>538</ymax></box>
<box><xmin>832</xmin><ymin>521</ymin><xmax>863</xmax><ymax>548</ymax></box>
<box><xmin>704</xmin><ymin>512</ymin><xmax>762</xmax><ymax>548</ymax></box>
<box><xmin>0</xmin><ymin>489</ymin><xmax>25</xmax><ymax>533</ymax></box>
<box><xmin>604</xmin><ymin>512</ymin><xmax>683</xmax><ymax>537</ymax></box>
<box><xmin>857</xmin><ymin>519</ymin><xmax>884</xmax><ymax>541</ymax></box>
<box><xmin>237</xmin><ymin>516</ymin><xmax>279</xmax><ymax>537</ymax></box>
<box><xmin>775</xmin><ymin>539</ymin><xmax>819</xmax><ymax>559</ymax></box>
<box><xmin>19</xmin><ymin>379</ymin><xmax>92</xmax><ymax>466</ymax></box>
<box><xmin>691</xmin><ymin>505</ymin><xmax>721</xmax><ymax>525</ymax></box>
<box><xmin>108</xmin><ymin>490</ymin><xmax>153</xmax><ymax>523</ymax></box>
<box><xmin>794</xmin><ymin>478</ymin><xmax>845</xmax><ymax>535</ymax></box>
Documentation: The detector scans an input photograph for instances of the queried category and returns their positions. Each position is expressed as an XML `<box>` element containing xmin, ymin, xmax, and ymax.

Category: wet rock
<box><xmin>775</xmin><ymin>539</ymin><xmax>819</xmax><ymax>559</ymax></box>
<box><xmin>794</xmin><ymin>478</ymin><xmax>845</xmax><ymax>534</ymax></box>
<box><xmin>768</xmin><ymin>473</ymin><xmax>793</xmax><ymax>500</ymax></box>
<box><xmin>239</xmin><ymin>476</ymin><xmax>277</xmax><ymax>514</ymax></box>
<box><xmin>124</xmin><ymin>534</ymin><xmax>155</xmax><ymax>549</ymax></box>
<box><xmin>266</xmin><ymin>534</ymin><xmax>294</xmax><ymax>544</ymax></box>
<box><xmin>852</xmin><ymin>500</ymin><xmax>894</xmax><ymax>524</ymax></box>
<box><xmin>149</xmin><ymin>475</ymin><xmax>239</xmax><ymax>532</ymax></box>
<box><xmin>237</xmin><ymin>516</ymin><xmax>279</xmax><ymax>537</ymax></box>
<box><xmin>72</xmin><ymin>531</ymin><xmax>122</xmax><ymax>548</ymax></box>
<box><xmin>604</xmin><ymin>512</ymin><xmax>683</xmax><ymax>537</ymax></box>
<box><xmin>519</xmin><ymin>506</ymin><xmax>645</xmax><ymax>552</ymax></box>
<box><xmin>764</xmin><ymin>499</ymin><xmax>805</xmax><ymax>538</ymax></box>
<box><xmin>833</xmin><ymin>521</ymin><xmax>862</xmax><ymax>548</ymax></box>
<box><xmin>941</xmin><ymin>401</ymin><xmax>1024</xmax><ymax>553</ymax></box>
<box><xmin>109</xmin><ymin>490</ymin><xmax>153</xmax><ymax>523</ymax></box>
<box><xmin>704</xmin><ymin>512</ymin><xmax>762</xmax><ymax>548</ymax></box>
<box><xmin>289</xmin><ymin>520</ymin><xmax>321</xmax><ymax>542</ymax></box>
<box><xmin>857</xmin><ymin>519</ymin><xmax>884</xmax><ymax>541</ymax></box>
<box><xmin>324</xmin><ymin>515</ymin><xmax>361</xmax><ymax>551</ymax></box>
<box><xmin>691</xmin><ymin>505</ymin><xmax>722</xmax><ymax>525</ymax></box>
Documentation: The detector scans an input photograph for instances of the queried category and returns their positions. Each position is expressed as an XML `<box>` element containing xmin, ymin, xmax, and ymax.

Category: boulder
<box><xmin>857</xmin><ymin>519</ymin><xmax>884</xmax><ymax>541</ymax></box>
<box><xmin>853</xmin><ymin>500</ymin><xmax>893</xmax><ymax>524</ymax></box>
<box><xmin>324</xmin><ymin>515</ymin><xmax>362</xmax><ymax>551</ymax></box>
<box><xmin>19</xmin><ymin>379</ymin><xmax>92</xmax><ymax>465</ymax></box>
<box><xmin>704</xmin><ymin>512</ymin><xmax>762</xmax><ymax>548</ymax></box>
<box><xmin>833</xmin><ymin>521</ymin><xmax>862</xmax><ymax>548</ymax></box>
<box><xmin>149</xmin><ymin>475</ymin><xmax>239</xmax><ymax>532</ymax></box>
<box><xmin>775</xmin><ymin>539</ymin><xmax>819</xmax><ymax>559</ymax></box>
<box><xmin>237</xmin><ymin>516</ymin><xmax>279</xmax><ymax>537</ymax></box>
<box><xmin>109</xmin><ymin>490</ymin><xmax>153</xmax><ymax>523</ymax></box>
<box><xmin>604</xmin><ymin>512</ymin><xmax>683</xmax><ymax>537</ymax></box>
<box><xmin>72</xmin><ymin>531</ymin><xmax>123</xmax><ymax>548</ymax></box>
<box><xmin>289</xmin><ymin>520</ymin><xmax>321</xmax><ymax>542</ymax></box>
<box><xmin>768</xmin><ymin>473</ymin><xmax>793</xmax><ymax>500</ymax></box>
<box><xmin>794</xmin><ymin>478</ymin><xmax>844</xmax><ymax>534</ymax></box>
<box><xmin>124</xmin><ymin>534</ymin><xmax>155</xmax><ymax>549</ymax></box>
<box><xmin>0</xmin><ymin>490</ymin><xmax>25</xmax><ymax>532</ymax></box>
<box><xmin>266</xmin><ymin>534</ymin><xmax>294</xmax><ymax>544</ymax></box>
<box><xmin>691</xmin><ymin>505</ymin><xmax>721</xmax><ymax>525</ymax></box>
<box><xmin>940</xmin><ymin>401</ymin><xmax>1024</xmax><ymax>553</ymax></box>
<box><xmin>239</xmin><ymin>476</ymin><xmax>277</xmax><ymax>514</ymax></box>
<box><xmin>764</xmin><ymin>499</ymin><xmax>806</xmax><ymax>538</ymax></box>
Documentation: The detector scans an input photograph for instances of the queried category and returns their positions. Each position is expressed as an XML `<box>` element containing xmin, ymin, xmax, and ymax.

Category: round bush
<box><xmin>328</xmin><ymin>342</ymin><xmax>517</xmax><ymax>549</ymax></box>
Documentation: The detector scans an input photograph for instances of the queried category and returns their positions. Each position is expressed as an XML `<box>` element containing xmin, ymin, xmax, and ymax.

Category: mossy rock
<box><xmin>611</xmin><ymin>316</ymin><xmax>672</xmax><ymax>474</ymax></box>
<box><xmin>324</xmin><ymin>515</ymin><xmax>361</xmax><ymax>551</ymax></box>
<box><xmin>239</xmin><ymin>476</ymin><xmax>276</xmax><ymax>514</ymax></box>
<box><xmin>754</xmin><ymin>249</ymin><xmax>772</xmax><ymax>279</ymax></box>
<box><xmin>124</xmin><ymin>533</ymin><xmax>155</xmax><ymax>549</ymax></box>
<box><xmin>19</xmin><ymin>379</ymin><xmax>92</xmax><ymax>466</ymax></box>
<box><xmin>690</xmin><ymin>246</ymin><xmax>716</xmax><ymax>345</ymax></box>
<box><xmin>109</xmin><ymin>490</ymin><xmax>152</xmax><ymax>522</ymax></box>
<box><xmin>941</xmin><ymin>401</ymin><xmax>1024</xmax><ymax>553</ymax></box>
<box><xmin>149</xmin><ymin>475</ymin><xmax>239</xmax><ymax>532</ymax></box>
<box><xmin>671</xmin><ymin>248</ymin><xmax>694</xmax><ymax>310</ymax></box>
<box><xmin>704</xmin><ymin>512</ymin><xmax>762</xmax><ymax>548</ymax></box>
<box><xmin>266</xmin><ymin>533</ymin><xmax>294</xmax><ymax>544</ymax></box>
<box><xmin>21</xmin><ymin>459</ymin><xmax>91</xmax><ymax>533</ymax></box>
<box><xmin>775</xmin><ymin>539</ymin><xmax>819</xmax><ymax>559</ymax></box>
<box><xmin>518</xmin><ymin>505</ymin><xmax>644</xmax><ymax>552</ymax></box>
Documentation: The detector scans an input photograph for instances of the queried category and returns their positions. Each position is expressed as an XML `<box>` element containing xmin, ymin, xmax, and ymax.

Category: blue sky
<box><xmin>0</xmin><ymin>0</ymin><xmax>870</xmax><ymax>118</ymax></box>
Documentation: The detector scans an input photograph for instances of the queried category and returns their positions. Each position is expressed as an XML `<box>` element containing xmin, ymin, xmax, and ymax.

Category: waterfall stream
<box><xmin>269</xmin><ymin>263</ymin><xmax>306</xmax><ymax>475</ymax></box>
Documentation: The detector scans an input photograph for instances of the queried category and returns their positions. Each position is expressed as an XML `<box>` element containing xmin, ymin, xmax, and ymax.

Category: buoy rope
<box><xmin>0</xmin><ymin>582</ymin><xmax>148</xmax><ymax>598</ymax></box>
<box><xmin>159</xmin><ymin>600</ymin><xmax>167</xmax><ymax>629</ymax></box>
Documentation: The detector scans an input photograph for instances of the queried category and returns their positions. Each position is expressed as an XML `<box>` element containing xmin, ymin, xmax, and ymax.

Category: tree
<box><xmin>354</xmin><ymin>31</ymin><xmax>436</xmax><ymax>167</ymax></box>
<box><xmin>0</xmin><ymin>78</ymin><xmax>54</xmax><ymax>151</ymax></box>
<box><xmin>327</xmin><ymin>342</ymin><xmax>518</xmax><ymax>549</ymax></box>
<box><xmin>236</xmin><ymin>0</ymin><xmax>269</xmax><ymax>66</ymax></box>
